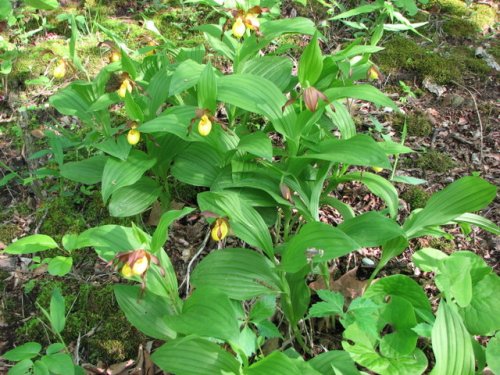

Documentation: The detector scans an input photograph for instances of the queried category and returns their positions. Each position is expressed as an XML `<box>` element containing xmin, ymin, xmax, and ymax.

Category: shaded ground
<box><xmin>0</xmin><ymin>0</ymin><xmax>498</xmax><ymax>371</ymax></box>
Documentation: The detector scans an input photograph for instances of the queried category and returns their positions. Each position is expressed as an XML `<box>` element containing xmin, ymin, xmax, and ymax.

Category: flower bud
<box><xmin>198</xmin><ymin>114</ymin><xmax>212</xmax><ymax>136</ymax></box>
<box><xmin>132</xmin><ymin>256</ymin><xmax>149</xmax><ymax>276</ymax></box>
<box><xmin>117</xmin><ymin>79</ymin><xmax>132</xmax><ymax>98</ymax></box>
<box><xmin>303</xmin><ymin>87</ymin><xmax>328</xmax><ymax>112</ymax></box>
<box><xmin>232</xmin><ymin>17</ymin><xmax>246</xmax><ymax>39</ymax></box>
<box><xmin>53</xmin><ymin>61</ymin><xmax>66</xmax><ymax>79</ymax></box>
<box><xmin>127</xmin><ymin>128</ymin><xmax>140</xmax><ymax>145</ymax></box>
<box><xmin>372</xmin><ymin>166</ymin><xmax>383</xmax><ymax>173</ymax></box>
<box><xmin>211</xmin><ymin>218</ymin><xmax>229</xmax><ymax>241</ymax></box>
<box><xmin>367</xmin><ymin>65</ymin><xmax>381</xmax><ymax>81</ymax></box>
<box><xmin>121</xmin><ymin>263</ymin><xmax>133</xmax><ymax>278</ymax></box>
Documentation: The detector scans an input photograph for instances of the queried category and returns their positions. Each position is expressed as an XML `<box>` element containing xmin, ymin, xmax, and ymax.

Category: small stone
<box><xmin>444</xmin><ymin>177</ymin><xmax>454</xmax><ymax>183</ymax></box>
<box><xmin>450</xmin><ymin>95</ymin><xmax>465</xmax><ymax>108</ymax></box>
<box><xmin>472</xmin><ymin>153</ymin><xmax>480</xmax><ymax>164</ymax></box>
<box><xmin>361</xmin><ymin>257</ymin><xmax>375</xmax><ymax>267</ymax></box>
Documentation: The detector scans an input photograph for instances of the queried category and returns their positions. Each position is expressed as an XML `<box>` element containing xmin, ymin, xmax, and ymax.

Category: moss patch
<box><xmin>428</xmin><ymin>237</ymin><xmax>455</xmax><ymax>253</ymax></box>
<box><xmin>376</xmin><ymin>36</ymin><xmax>461</xmax><ymax>84</ymax></box>
<box><xmin>16</xmin><ymin>280</ymin><xmax>144</xmax><ymax>364</ymax></box>
<box><xmin>393</xmin><ymin>112</ymin><xmax>433</xmax><ymax>137</ymax></box>
<box><xmin>401</xmin><ymin>186</ymin><xmax>430</xmax><ymax>210</ymax></box>
<box><xmin>416</xmin><ymin>150</ymin><xmax>455</xmax><ymax>173</ymax></box>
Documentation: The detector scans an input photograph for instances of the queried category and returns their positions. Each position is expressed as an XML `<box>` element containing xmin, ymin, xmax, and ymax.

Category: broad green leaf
<box><xmin>342</xmin><ymin>323</ymin><xmax>427</xmax><ymax>375</ymax></box>
<box><xmin>305</xmin><ymin>135</ymin><xmax>391</xmax><ymax>169</ymax></box>
<box><xmin>60</xmin><ymin>156</ymin><xmax>107</xmax><ymax>185</ymax></box>
<box><xmin>40</xmin><ymin>353</ymin><xmax>74</xmax><ymax>375</ymax></box>
<box><xmin>298</xmin><ymin>32</ymin><xmax>323</xmax><ymax>87</ymax></box>
<box><xmin>365</xmin><ymin>274</ymin><xmax>433</xmax><ymax>323</ymax></box>
<box><xmin>76</xmin><ymin>225</ymin><xmax>142</xmax><ymax>260</ymax></box>
<box><xmin>2</xmin><ymin>342</ymin><xmax>41</xmax><ymax>361</ymax></box>
<box><xmin>325</xmin><ymin>85</ymin><xmax>398</xmax><ymax>110</ymax></box>
<box><xmin>260</xmin><ymin>17</ymin><xmax>316</xmax><ymax>38</ymax></box>
<box><xmin>124</xmin><ymin>91</ymin><xmax>144</xmax><ymax>121</ymax></box>
<box><xmin>114</xmin><ymin>284</ymin><xmax>176</xmax><ymax>340</ymax></box>
<box><xmin>49</xmin><ymin>287</ymin><xmax>65</xmax><ymax>334</ymax></box>
<box><xmin>151</xmin><ymin>207</ymin><xmax>195</xmax><ymax>253</ymax></box>
<box><xmin>8</xmin><ymin>359</ymin><xmax>33</xmax><ymax>375</ymax></box>
<box><xmin>169</xmin><ymin>59</ymin><xmax>205</xmax><ymax>96</ymax></box>
<box><xmin>152</xmin><ymin>336</ymin><xmax>241</xmax><ymax>375</ymax></box>
<box><xmin>217</xmin><ymin>74</ymin><xmax>296</xmax><ymax>139</ymax></box>
<box><xmin>50</xmin><ymin>85</ymin><xmax>93</xmax><ymax>125</ymax></box>
<box><xmin>120</xmin><ymin>49</ymin><xmax>137</xmax><ymax>79</ymax></box>
<box><xmin>101</xmin><ymin>150</ymin><xmax>156</xmax><ymax>202</ymax></box>
<box><xmin>249</xmin><ymin>296</ymin><xmax>276</xmax><ymax>323</ymax></box>
<box><xmin>191</xmin><ymin>248</ymin><xmax>282</xmax><ymax>300</ymax></box>
<box><xmin>47</xmin><ymin>256</ymin><xmax>73</xmax><ymax>277</ymax></box>
<box><xmin>246</xmin><ymin>351</ymin><xmax>301</xmax><ymax>375</ymax></box>
<box><xmin>391</xmin><ymin>175</ymin><xmax>427</xmax><ymax>185</ymax></box>
<box><xmin>340</xmin><ymin>172</ymin><xmax>399</xmax><ymax>217</ymax></box>
<box><xmin>198</xmin><ymin>191</ymin><xmax>274</xmax><ymax>257</ymax></box>
<box><xmin>338</xmin><ymin>212</ymin><xmax>404</xmax><ymax>248</ymax></box>
<box><xmin>403</xmin><ymin>176</ymin><xmax>497</xmax><ymax>238</ymax></box>
<box><xmin>147</xmin><ymin>68</ymin><xmax>171</xmax><ymax>116</ymax></box>
<box><xmin>139</xmin><ymin>105</ymin><xmax>195</xmax><ymax>139</ymax></box>
<box><xmin>340</xmin><ymin>297</ymin><xmax>380</xmax><ymax>338</ymax></box>
<box><xmin>24</xmin><ymin>0</ymin><xmax>59</xmax><ymax>10</ymax></box>
<box><xmin>4</xmin><ymin>234</ymin><xmax>58</xmax><ymax>255</ymax></box>
<box><xmin>237</xmin><ymin>132</ymin><xmax>273</xmax><ymax>160</ymax></box>
<box><xmin>453</xmin><ymin>213</ymin><xmax>500</xmax><ymax>235</ymax></box>
<box><xmin>95</xmin><ymin>136</ymin><xmax>131</xmax><ymax>161</ymax></box>
<box><xmin>168</xmin><ymin>287</ymin><xmax>240</xmax><ymax>342</ymax></box>
<box><xmin>325</xmin><ymin>102</ymin><xmax>356</xmax><ymax>139</ymax></box>
<box><xmin>281</xmin><ymin>221</ymin><xmax>359</xmax><ymax>273</ymax></box>
<box><xmin>320</xmin><ymin>196</ymin><xmax>355</xmax><ymax>220</ymax></box>
<box><xmin>460</xmin><ymin>273</ymin><xmax>500</xmax><ymax>335</ymax></box>
<box><xmin>308</xmin><ymin>290</ymin><xmax>344</xmax><ymax>318</ymax></box>
<box><xmin>241</xmin><ymin>56</ymin><xmax>293</xmax><ymax>92</ymax></box>
<box><xmin>176</xmin><ymin>45</ymin><xmax>206</xmax><ymax>64</ymax></box>
<box><xmin>197</xmin><ymin>63</ymin><xmax>217</xmax><ymax>111</ymax></box>
<box><xmin>436</xmin><ymin>255</ymin><xmax>474</xmax><ymax>307</ymax></box>
<box><xmin>309</xmin><ymin>350</ymin><xmax>361</xmax><ymax>375</ymax></box>
<box><xmin>331</xmin><ymin>4</ymin><xmax>382</xmax><ymax>19</ymax></box>
<box><xmin>171</xmin><ymin>142</ymin><xmax>225</xmax><ymax>187</ymax></box>
<box><xmin>486</xmin><ymin>332</ymin><xmax>500</xmax><ymax>375</ymax></box>
<box><xmin>0</xmin><ymin>0</ymin><xmax>12</xmax><ymax>20</ymax></box>
<box><xmin>412</xmin><ymin>247</ymin><xmax>447</xmax><ymax>272</ymax></box>
<box><xmin>33</xmin><ymin>360</ymin><xmax>49</xmax><ymax>375</ymax></box>
<box><xmin>431</xmin><ymin>301</ymin><xmax>474</xmax><ymax>375</ymax></box>
<box><xmin>46</xmin><ymin>343</ymin><xmax>65</xmax><ymax>355</ymax></box>
<box><xmin>108</xmin><ymin>177</ymin><xmax>161</xmax><ymax>217</ymax></box>
<box><xmin>329</xmin><ymin>45</ymin><xmax>384</xmax><ymax>62</ymax></box>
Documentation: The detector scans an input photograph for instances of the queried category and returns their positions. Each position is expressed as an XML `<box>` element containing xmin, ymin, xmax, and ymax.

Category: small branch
<box><xmin>181</xmin><ymin>231</ymin><xmax>211</xmax><ymax>296</ymax></box>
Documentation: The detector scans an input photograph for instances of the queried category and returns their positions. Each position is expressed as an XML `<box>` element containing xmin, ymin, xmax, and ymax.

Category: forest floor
<box><xmin>0</xmin><ymin>0</ymin><xmax>498</xmax><ymax>373</ymax></box>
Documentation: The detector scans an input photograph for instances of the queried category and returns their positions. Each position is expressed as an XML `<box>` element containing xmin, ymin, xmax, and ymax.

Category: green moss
<box><xmin>0</xmin><ymin>223</ymin><xmax>22</xmax><ymax>244</ymax></box>
<box><xmin>428</xmin><ymin>237</ymin><xmax>455</xmax><ymax>253</ymax></box>
<box><xmin>395</xmin><ymin>112</ymin><xmax>433</xmax><ymax>137</ymax></box>
<box><xmin>433</xmin><ymin>0</ymin><xmax>468</xmax><ymax>16</ymax></box>
<box><xmin>449</xmin><ymin>47</ymin><xmax>490</xmax><ymax>76</ymax></box>
<box><xmin>401</xmin><ymin>186</ymin><xmax>430</xmax><ymax>210</ymax></box>
<box><xmin>376</xmin><ymin>36</ymin><xmax>462</xmax><ymax>84</ymax></box>
<box><xmin>443</xmin><ymin>17</ymin><xmax>478</xmax><ymax>38</ymax></box>
<box><xmin>416</xmin><ymin>150</ymin><xmax>455</xmax><ymax>173</ymax></box>
<box><xmin>470</xmin><ymin>4</ymin><xmax>497</xmax><ymax>30</ymax></box>
<box><xmin>16</xmin><ymin>281</ymin><xmax>144</xmax><ymax>364</ymax></box>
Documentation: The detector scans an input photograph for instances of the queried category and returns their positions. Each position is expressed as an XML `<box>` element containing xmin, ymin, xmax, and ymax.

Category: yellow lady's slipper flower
<box><xmin>372</xmin><ymin>166</ymin><xmax>384</xmax><ymax>173</ymax></box>
<box><xmin>117</xmin><ymin>79</ymin><xmax>132</xmax><ymax>98</ymax></box>
<box><xmin>127</xmin><ymin>128</ymin><xmax>140</xmax><ymax>145</ymax></box>
<box><xmin>109</xmin><ymin>51</ymin><xmax>121</xmax><ymax>63</ymax></box>
<box><xmin>121</xmin><ymin>263</ymin><xmax>133</xmax><ymax>278</ymax></box>
<box><xmin>198</xmin><ymin>114</ymin><xmax>212</xmax><ymax>136</ymax></box>
<box><xmin>244</xmin><ymin>13</ymin><xmax>260</xmax><ymax>30</ymax></box>
<box><xmin>211</xmin><ymin>218</ymin><xmax>229</xmax><ymax>241</ymax></box>
<box><xmin>232</xmin><ymin>17</ymin><xmax>246</xmax><ymax>39</ymax></box>
<box><xmin>132</xmin><ymin>256</ymin><xmax>149</xmax><ymax>276</ymax></box>
<box><xmin>53</xmin><ymin>61</ymin><xmax>66</xmax><ymax>79</ymax></box>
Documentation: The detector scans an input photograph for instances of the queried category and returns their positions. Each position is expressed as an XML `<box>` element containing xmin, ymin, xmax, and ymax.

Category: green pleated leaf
<box><xmin>403</xmin><ymin>176</ymin><xmax>497</xmax><ymax>238</ymax></box>
<box><xmin>108</xmin><ymin>177</ymin><xmax>162</xmax><ymax>217</ymax></box>
<box><xmin>151</xmin><ymin>207</ymin><xmax>195</xmax><ymax>253</ymax></box>
<box><xmin>114</xmin><ymin>284</ymin><xmax>176</xmax><ymax>340</ymax></box>
<box><xmin>486</xmin><ymin>332</ymin><xmax>500</xmax><ymax>375</ymax></box>
<box><xmin>431</xmin><ymin>300</ymin><xmax>475</xmax><ymax>375</ymax></box>
<box><xmin>95</xmin><ymin>136</ymin><xmax>131</xmax><ymax>161</ymax></box>
<box><xmin>412</xmin><ymin>247</ymin><xmax>448</xmax><ymax>272</ymax></box>
<box><xmin>198</xmin><ymin>191</ymin><xmax>274</xmax><ymax>257</ymax></box>
<box><xmin>260</xmin><ymin>17</ymin><xmax>316</xmax><ymax>38</ymax></box>
<box><xmin>124</xmin><ymin>91</ymin><xmax>144</xmax><ymax>121</ymax></box>
<box><xmin>281</xmin><ymin>221</ymin><xmax>359</xmax><ymax>273</ymax></box>
<box><xmin>4</xmin><ymin>234</ymin><xmax>58</xmax><ymax>255</ymax></box>
<box><xmin>25</xmin><ymin>0</ymin><xmax>59</xmax><ymax>11</ymax></box>
<box><xmin>101</xmin><ymin>150</ymin><xmax>156</xmax><ymax>202</ymax></box>
<box><xmin>147</xmin><ymin>68</ymin><xmax>172</xmax><ymax>116</ymax></box>
<box><xmin>331</xmin><ymin>4</ymin><xmax>382</xmax><ymax>19</ymax></box>
<box><xmin>169</xmin><ymin>59</ymin><xmax>205</xmax><ymax>96</ymax></box>
<box><xmin>168</xmin><ymin>287</ymin><xmax>240</xmax><ymax>342</ymax></box>
<box><xmin>453</xmin><ymin>213</ymin><xmax>500</xmax><ymax>235</ymax></box>
<box><xmin>241</xmin><ymin>56</ymin><xmax>293</xmax><ymax>92</ymax></box>
<box><xmin>191</xmin><ymin>248</ymin><xmax>282</xmax><ymax>300</ymax></box>
<box><xmin>152</xmin><ymin>336</ymin><xmax>241</xmax><ymax>375</ymax></box>
<box><xmin>338</xmin><ymin>212</ymin><xmax>404</xmax><ymax>248</ymax></box>
<box><xmin>324</xmin><ymin>84</ymin><xmax>398</xmax><ymax>110</ymax></box>
<box><xmin>246</xmin><ymin>352</ymin><xmax>302</xmax><ymax>375</ymax></box>
<box><xmin>308</xmin><ymin>350</ymin><xmax>361</xmax><ymax>375</ymax></box>
<box><xmin>340</xmin><ymin>172</ymin><xmax>399</xmax><ymax>217</ymax></box>
<box><xmin>49</xmin><ymin>287</ymin><xmax>65</xmax><ymax>334</ymax></box>
<box><xmin>49</xmin><ymin>85</ymin><xmax>93</xmax><ymax>125</ymax></box>
<box><xmin>305</xmin><ymin>135</ymin><xmax>391</xmax><ymax>168</ymax></box>
<box><xmin>237</xmin><ymin>132</ymin><xmax>273</xmax><ymax>160</ymax></box>
<box><xmin>298</xmin><ymin>32</ymin><xmax>323</xmax><ymax>87</ymax></box>
<box><xmin>171</xmin><ymin>142</ymin><xmax>225</xmax><ymax>187</ymax></box>
<box><xmin>139</xmin><ymin>105</ymin><xmax>195</xmax><ymax>139</ymax></box>
<box><xmin>59</xmin><ymin>156</ymin><xmax>107</xmax><ymax>185</ymax></box>
<box><xmin>197</xmin><ymin>63</ymin><xmax>217</xmax><ymax>111</ymax></box>
<box><xmin>217</xmin><ymin>74</ymin><xmax>296</xmax><ymax>139</ymax></box>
